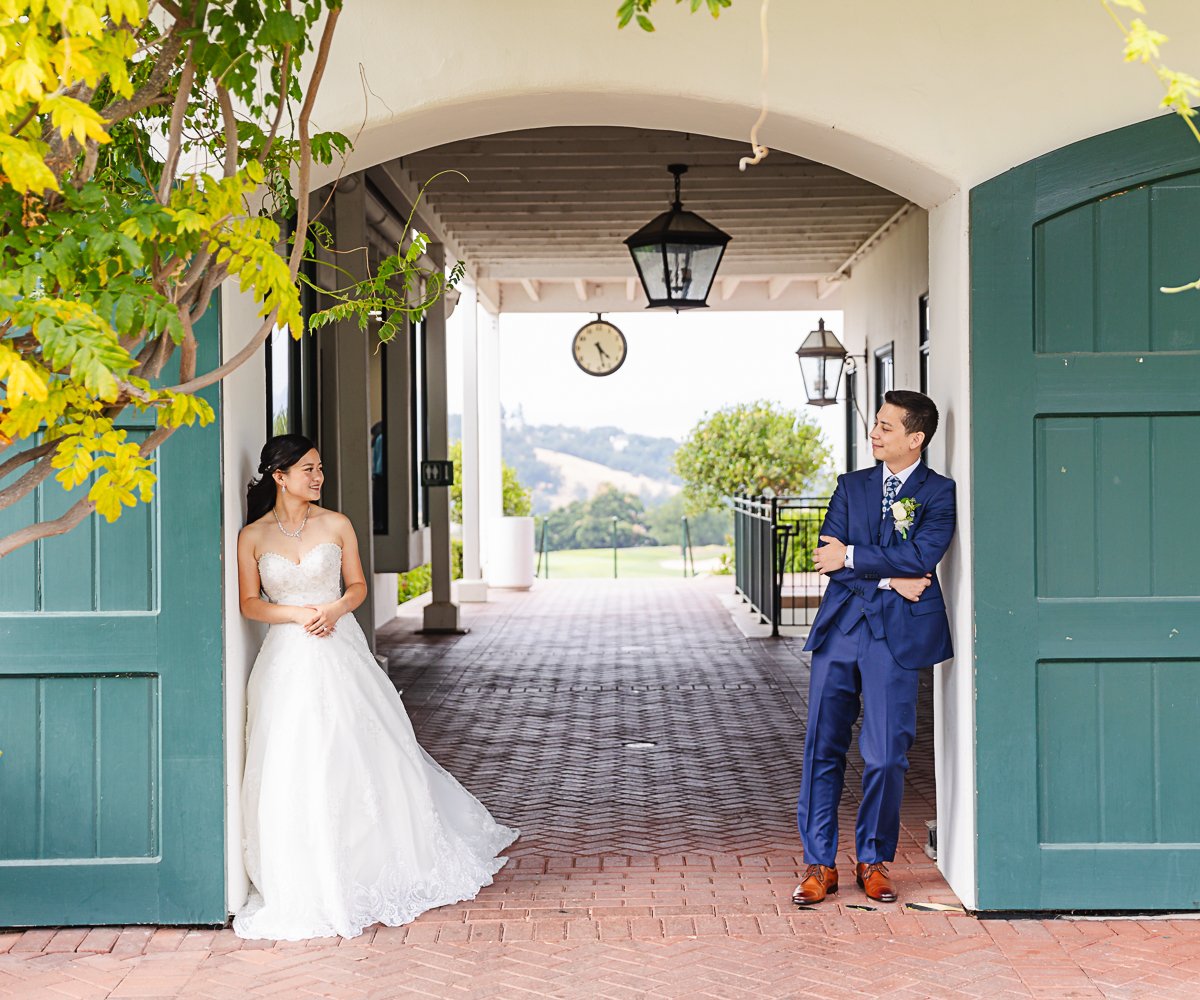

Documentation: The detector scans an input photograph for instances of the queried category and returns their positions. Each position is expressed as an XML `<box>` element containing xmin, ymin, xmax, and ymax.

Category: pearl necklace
<box><xmin>273</xmin><ymin>505</ymin><xmax>309</xmax><ymax>539</ymax></box>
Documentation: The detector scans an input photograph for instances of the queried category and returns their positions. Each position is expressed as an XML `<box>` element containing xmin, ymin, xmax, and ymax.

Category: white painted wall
<box><xmin>927</xmin><ymin>191</ymin><xmax>976</xmax><ymax>908</ymax></box>
<box><xmin>219</xmin><ymin>291</ymin><xmax>269</xmax><ymax>914</ymax></box>
<box><xmin>834</xmin><ymin>206</ymin><xmax>976</xmax><ymax>905</ymax></box>
<box><xmin>373</xmin><ymin>573</ymin><xmax>398</xmax><ymax>628</ymax></box>
<box><xmin>478</xmin><ymin>310</ymin><xmax>504</xmax><ymax>578</ymax></box>
<box><xmin>838</xmin><ymin>210</ymin><xmax>930</xmax><ymax>470</ymax></box>
<box><xmin>309</xmin><ymin>1</ymin><xmax>1200</xmax><ymax>207</ymax></box>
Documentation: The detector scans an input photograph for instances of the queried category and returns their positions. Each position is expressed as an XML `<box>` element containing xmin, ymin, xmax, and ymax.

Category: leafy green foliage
<box><xmin>0</xmin><ymin>0</ymin><xmax>459</xmax><ymax>556</ymax></box>
<box><xmin>616</xmin><ymin>0</ymin><xmax>731</xmax><ymax>31</ymax></box>
<box><xmin>673</xmin><ymin>401</ymin><xmax>830</xmax><ymax>515</ymax></box>
<box><xmin>447</xmin><ymin>439</ymin><xmax>532</xmax><ymax>523</ymax></box>
<box><xmin>643</xmin><ymin>491</ymin><xmax>731</xmax><ymax>546</ymax></box>
<box><xmin>538</xmin><ymin>485</ymin><xmax>657</xmax><ymax>551</ymax></box>
<box><xmin>396</xmin><ymin>538</ymin><xmax>462</xmax><ymax>603</ymax></box>
<box><xmin>1103</xmin><ymin>1</ymin><xmax>1200</xmax><ymax>294</ymax></box>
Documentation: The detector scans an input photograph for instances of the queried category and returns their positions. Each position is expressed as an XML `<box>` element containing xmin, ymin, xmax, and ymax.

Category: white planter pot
<box><xmin>488</xmin><ymin>516</ymin><xmax>535</xmax><ymax>589</ymax></box>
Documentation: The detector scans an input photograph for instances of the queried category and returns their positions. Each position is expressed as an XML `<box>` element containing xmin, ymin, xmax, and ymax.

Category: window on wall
<box><xmin>263</xmin><ymin>325</ymin><xmax>318</xmax><ymax>440</ymax></box>
<box><xmin>266</xmin><ymin>324</ymin><xmax>291</xmax><ymax>436</ymax></box>
<box><xmin>410</xmin><ymin>319</ymin><xmax>430</xmax><ymax>530</ymax></box>
<box><xmin>844</xmin><ymin>369</ymin><xmax>859</xmax><ymax>471</ymax></box>
<box><xmin>264</xmin><ymin>240</ymin><xmax>319</xmax><ymax>440</ymax></box>
<box><xmin>919</xmin><ymin>292</ymin><xmax>931</xmax><ymax>395</ymax></box>
<box><xmin>874</xmin><ymin>342</ymin><xmax>894</xmax><ymax>414</ymax></box>
<box><xmin>369</xmin><ymin>335</ymin><xmax>388</xmax><ymax>536</ymax></box>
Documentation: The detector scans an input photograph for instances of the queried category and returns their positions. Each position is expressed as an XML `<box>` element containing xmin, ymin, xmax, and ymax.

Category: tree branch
<box><xmin>101</xmin><ymin>26</ymin><xmax>186</xmax><ymax>124</ymax></box>
<box><xmin>0</xmin><ymin>453</ymin><xmax>57</xmax><ymax>512</ymax></box>
<box><xmin>161</xmin><ymin>5</ymin><xmax>342</xmax><ymax>398</ymax></box>
<box><xmin>215</xmin><ymin>85</ymin><xmax>239</xmax><ymax>179</ymax></box>
<box><xmin>74</xmin><ymin>138</ymin><xmax>100</xmax><ymax>190</ymax></box>
<box><xmin>157</xmin><ymin>47</ymin><xmax>195</xmax><ymax>205</ymax></box>
<box><xmin>258</xmin><ymin>45</ymin><xmax>291</xmax><ymax>164</ymax></box>
<box><xmin>0</xmin><ymin>422</ymin><xmax>180</xmax><ymax>559</ymax></box>
<box><xmin>0</xmin><ymin>441</ymin><xmax>56</xmax><ymax>485</ymax></box>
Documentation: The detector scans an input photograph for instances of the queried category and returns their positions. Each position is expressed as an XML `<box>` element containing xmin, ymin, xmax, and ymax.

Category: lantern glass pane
<box><xmin>798</xmin><ymin>353</ymin><xmax>845</xmax><ymax>405</ymax></box>
<box><xmin>665</xmin><ymin>243</ymin><xmax>722</xmax><ymax>302</ymax></box>
<box><xmin>799</xmin><ymin>354</ymin><xmax>824</xmax><ymax>401</ymax></box>
<box><xmin>631</xmin><ymin>245</ymin><xmax>668</xmax><ymax>301</ymax></box>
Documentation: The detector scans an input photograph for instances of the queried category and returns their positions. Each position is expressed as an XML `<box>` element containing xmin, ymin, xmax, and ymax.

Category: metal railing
<box><xmin>536</xmin><ymin>516</ymin><xmax>549</xmax><ymax>579</ymax></box>
<box><xmin>680</xmin><ymin>516</ymin><xmax>697</xmax><ymax>577</ymax></box>
<box><xmin>732</xmin><ymin>494</ymin><xmax>831</xmax><ymax>636</ymax></box>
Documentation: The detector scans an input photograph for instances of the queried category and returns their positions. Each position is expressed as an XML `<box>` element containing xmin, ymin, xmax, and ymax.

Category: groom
<box><xmin>793</xmin><ymin>390</ymin><xmax>955</xmax><ymax>906</ymax></box>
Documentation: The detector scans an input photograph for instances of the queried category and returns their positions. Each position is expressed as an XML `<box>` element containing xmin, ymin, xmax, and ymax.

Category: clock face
<box><xmin>572</xmin><ymin>320</ymin><xmax>628</xmax><ymax>377</ymax></box>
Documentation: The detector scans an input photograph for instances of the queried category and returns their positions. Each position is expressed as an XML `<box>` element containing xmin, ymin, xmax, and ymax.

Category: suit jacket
<box><xmin>803</xmin><ymin>462</ymin><xmax>956</xmax><ymax>669</ymax></box>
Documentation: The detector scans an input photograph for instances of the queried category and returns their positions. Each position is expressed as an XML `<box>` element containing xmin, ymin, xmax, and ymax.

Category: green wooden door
<box><xmin>972</xmin><ymin>115</ymin><xmax>1200</xmax><ymax>910</ymax></box>
<box><xmin>0</xmin><ymin>311</ymin><xmax>224</xmax><ymax>925</ymax></box>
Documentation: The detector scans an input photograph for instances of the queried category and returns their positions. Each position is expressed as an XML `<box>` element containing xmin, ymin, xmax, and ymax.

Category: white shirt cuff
<box><xmin>844</xmin><ymin>545</ymin><xmax>854</xmax><ymax>569</ymax></box>
<box><xmin>879</xmin><ymin>578</ymin><xmax>893</xmax><ymax>590</ymax></box>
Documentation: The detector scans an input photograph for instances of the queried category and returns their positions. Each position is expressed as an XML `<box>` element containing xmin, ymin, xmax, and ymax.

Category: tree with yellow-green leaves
<box><xmin>0</xmin><ymin>0</ymin><xmax>457</xmax><ymax>558</ymax></box>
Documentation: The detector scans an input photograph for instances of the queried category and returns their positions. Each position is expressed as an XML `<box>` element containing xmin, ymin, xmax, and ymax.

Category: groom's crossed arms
<box><xmin>811</xmin><ymin>472</ymin><xmax>957</xmax><ymax>595</ymax></box>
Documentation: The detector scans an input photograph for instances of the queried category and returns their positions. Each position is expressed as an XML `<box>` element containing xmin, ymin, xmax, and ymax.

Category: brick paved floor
<box><xmin>4</xmin><ymin>578</ymin><xmax>1200</xmax><ymax>999</ymax></box>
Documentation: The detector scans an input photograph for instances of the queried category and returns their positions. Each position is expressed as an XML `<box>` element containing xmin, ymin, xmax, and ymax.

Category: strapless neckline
<box><xmin>257</xmin><ymin>541</ymin><xmax>342</xmax><ymax>567</ymax></box>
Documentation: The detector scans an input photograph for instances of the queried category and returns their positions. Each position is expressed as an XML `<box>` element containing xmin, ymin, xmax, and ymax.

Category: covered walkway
<box><xmin>3</xmin><ymin>579</ymin><xmax>1198</xmax><ymax>998</ymax></box>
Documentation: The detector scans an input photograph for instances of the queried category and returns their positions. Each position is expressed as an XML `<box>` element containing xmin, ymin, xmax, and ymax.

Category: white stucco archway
<box><xmin>314</xmin><ymin>89</ymin><xmax>956</xmax><ymax>210</ymax></box>
<box><xmin>228</xmin><ymin>82</ymin><xmax>978</xmax><ymax>908</ymax></box>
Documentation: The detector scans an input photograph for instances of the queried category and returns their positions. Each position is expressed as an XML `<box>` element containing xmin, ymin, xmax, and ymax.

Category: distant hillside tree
<box><xmin>448</xmin><ymin>440</ymin><xmax>531</xmax><ymax>523</ymax></box>
<box><xmin>645</xmin><ymin>492</ymin><xmax>731</xmax><ymax>546</ymax></box>
<box><xmin>674</xmin><ymin>401</ymin><xmax>830</xmax><ymax>514</ymax></box>
<box><xmin>539</xmin><ymin>484</ymin><xmax>657</xmax><ymax>550</ymax></box>
<box><xmin>575</xmin><ymin>484</ymin><xmax>654</xmax><ymax>548</ymax></box>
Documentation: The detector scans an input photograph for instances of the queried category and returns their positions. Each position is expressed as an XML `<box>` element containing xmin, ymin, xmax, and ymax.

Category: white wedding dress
<box><xmin>234</xmin><ymin>542</ymin><xmax>518</xmax><ymax>941</ymax></box>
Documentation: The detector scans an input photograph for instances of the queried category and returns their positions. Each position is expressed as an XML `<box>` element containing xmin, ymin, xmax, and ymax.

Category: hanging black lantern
<box><xmin>795</xmin><ymin>317</ymin><xmax>848</xmax><ymax>407</ymax></box>
<box><xmin>625</xmin><ymin>164</ymin><xmax>731</xmax><ymax>311</ymax></box>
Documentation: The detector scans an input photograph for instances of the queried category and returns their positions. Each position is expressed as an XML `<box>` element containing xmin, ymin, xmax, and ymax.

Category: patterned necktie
<box><xmin>882</xmin><ymin>475</ymin><xmax>901</xmax><ymax>521</ymax></box>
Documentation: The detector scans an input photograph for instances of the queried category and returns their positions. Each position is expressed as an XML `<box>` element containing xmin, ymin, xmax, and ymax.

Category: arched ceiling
<box><xmin>370</xmin><ymin>127</ymin><xmax>912</xmax><ymax>313</ymax></box>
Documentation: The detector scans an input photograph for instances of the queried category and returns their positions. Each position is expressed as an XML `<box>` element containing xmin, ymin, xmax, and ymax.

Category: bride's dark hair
<box><xmin>245</xmin><ymin>434</ymin><xmax>317</xmax><ymax>525</ymax></box>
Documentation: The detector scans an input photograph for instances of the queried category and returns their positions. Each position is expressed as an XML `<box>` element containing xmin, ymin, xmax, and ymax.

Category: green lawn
<box><xmin>536</xmin><ymin>544</ymin><xmax>729</xmax><ymax>579</ymax></box>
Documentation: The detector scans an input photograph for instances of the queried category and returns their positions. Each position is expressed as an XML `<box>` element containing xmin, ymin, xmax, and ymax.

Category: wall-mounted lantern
<box><xmin>795</xmin><ymin>317</ymin><xmax>852</xmax><ymax>407</ymax></box>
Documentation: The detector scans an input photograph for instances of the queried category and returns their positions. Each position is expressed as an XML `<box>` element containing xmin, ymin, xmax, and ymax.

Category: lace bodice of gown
<box><xmin>257</xmin><ymin>542</ymin><xmax>343</xmax><ymax>606</ymax></box>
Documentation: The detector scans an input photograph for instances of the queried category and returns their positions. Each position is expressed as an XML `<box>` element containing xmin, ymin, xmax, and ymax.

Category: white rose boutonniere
<box><xmin>890</xmin><ymin>498</ymin><xmax>920</xmax><ymax>539</ymax></box>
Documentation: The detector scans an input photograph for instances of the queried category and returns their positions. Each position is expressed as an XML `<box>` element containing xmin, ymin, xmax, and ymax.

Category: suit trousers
<box><xmin>796</xmin><ymin>618</ymin><xmax>920</xmax><ymax>866</ymax></box>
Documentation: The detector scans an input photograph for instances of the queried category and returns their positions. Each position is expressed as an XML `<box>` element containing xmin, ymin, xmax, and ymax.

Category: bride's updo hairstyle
<box><xmin>245</xmin><ymin>434</ymin><xmax>317</xmax><ymax>525</ymax></box>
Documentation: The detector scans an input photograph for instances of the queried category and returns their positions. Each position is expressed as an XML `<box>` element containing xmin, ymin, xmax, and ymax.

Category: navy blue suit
<box><xmin>797</xmin><ymin>462</ymin><xmax>956</xmax><ymax>866</ymax></box>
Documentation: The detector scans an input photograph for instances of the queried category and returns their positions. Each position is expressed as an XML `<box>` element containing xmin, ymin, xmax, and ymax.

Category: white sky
<box><xmin>448</xmin><ymin>309</ymin><xmax>846</xmax><ymax>456</ymax></box>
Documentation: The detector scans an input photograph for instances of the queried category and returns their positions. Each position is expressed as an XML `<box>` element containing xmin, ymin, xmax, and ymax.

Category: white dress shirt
<box><xmin>845</xmin><ymin>458</ymin><xmax>922</xmax><ymax>590</ymax></box>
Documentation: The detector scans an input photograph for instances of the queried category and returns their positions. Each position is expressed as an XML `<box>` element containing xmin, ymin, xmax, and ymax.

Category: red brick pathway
<box><xmin>3</xmin><ymin>578</ymin><xmax>1199</xmax><ymax>998</ymax></box>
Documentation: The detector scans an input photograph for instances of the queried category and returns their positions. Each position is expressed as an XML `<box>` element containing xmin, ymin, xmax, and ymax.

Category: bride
<box><xmin>233</xmin><ymin>434</ymin><xmax>518</xmax><ymax>941</ymax></box>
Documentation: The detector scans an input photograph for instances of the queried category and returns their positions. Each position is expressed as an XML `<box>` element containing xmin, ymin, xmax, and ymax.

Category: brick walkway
<box><xmin>3</xmin><ymin>578</ymin><xmax>1200</xmax><ymax>998</ymax></box>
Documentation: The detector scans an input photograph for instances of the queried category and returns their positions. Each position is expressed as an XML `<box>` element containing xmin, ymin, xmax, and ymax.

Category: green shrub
<box><xmin>396</xmin><ymin>538</ymin><xmax>464</xmax><ymax>603</ymax></box>
<box><xmin>778</xmin><ymin>508</ymin><xmax>824</xmax><ymax>573</ymax></box>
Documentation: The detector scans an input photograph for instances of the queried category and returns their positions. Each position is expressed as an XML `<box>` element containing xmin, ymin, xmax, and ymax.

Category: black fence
<box><xmin>732</xmin><ymin>495</ymin><xmax>831</xmax><ymax>636</ymax></box>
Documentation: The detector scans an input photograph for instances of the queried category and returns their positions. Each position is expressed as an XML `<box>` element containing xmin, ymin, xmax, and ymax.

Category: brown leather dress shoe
<box><xmin>855</xmin><ymin>862</ymin><xmax>897</xmax><ymax>902</ymax></box>
<box><xmin>792</xmin><ymin>864</ymin><xmax>838</xmax><ymax>905</ymax></box>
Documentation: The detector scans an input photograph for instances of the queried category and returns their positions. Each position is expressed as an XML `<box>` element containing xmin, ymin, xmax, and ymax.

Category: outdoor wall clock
<box><xmin>572</xmin><ymin>316</ymin><xmax>627</xmax><ymax>377</ymax></box>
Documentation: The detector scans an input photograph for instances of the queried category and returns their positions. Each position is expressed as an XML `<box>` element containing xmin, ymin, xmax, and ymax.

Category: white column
<box><xmin>479</xmin><ymin>309</ymin><xmax>504</xmax><ymax>577</ymax></box>
<box><xmin>455</xmin><ymin>284</ymin><xmax>487</xmax><ymax>602</ymax></box>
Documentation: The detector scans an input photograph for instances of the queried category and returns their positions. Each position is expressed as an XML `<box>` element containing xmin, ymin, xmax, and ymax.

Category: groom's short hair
<box><xmin>885</xmin><ymin>390</ymin><xmax>939</xmax><ymax>446</ymax></box>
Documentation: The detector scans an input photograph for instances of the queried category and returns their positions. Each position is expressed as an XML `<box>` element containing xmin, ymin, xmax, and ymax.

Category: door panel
<box><xmin>0</xmin><ymin>312</ymin><xmax>224</xmax><ymax>925</ymax></box>
<box><xmin>972</xmin><ymin>114</ymin><xmax>1200</xmax><ymax>910</ymax></box>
